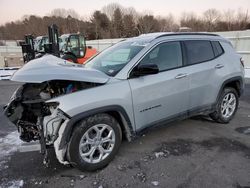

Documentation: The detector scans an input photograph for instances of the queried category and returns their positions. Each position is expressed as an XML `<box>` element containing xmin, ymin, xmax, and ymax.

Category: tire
<box><xmin>210</xmin><ymin>87</ymin><xmax>239</xmax><ymax>124</ymax></box>
<box><xmin>67</xmin><ymin>113</ymin><xmax>122</xmax><ymax>171</ymax></box>
<box><xmin>61</xmin><ymin>54</ymin><xmax>78</xmax><ymax>63</ymax></box>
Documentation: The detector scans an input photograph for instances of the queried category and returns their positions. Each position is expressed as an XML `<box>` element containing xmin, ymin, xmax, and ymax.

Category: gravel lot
<box><xmin>0</xmin><ymin>80</ymin><xmax>250</xmax><ymax>188</ymax></box>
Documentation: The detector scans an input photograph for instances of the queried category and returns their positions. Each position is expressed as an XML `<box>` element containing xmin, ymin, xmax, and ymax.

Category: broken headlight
<box><xmin>44</xmin><ymin>102</ymin><xmax>60</xmax><ymax>115</ymax></box>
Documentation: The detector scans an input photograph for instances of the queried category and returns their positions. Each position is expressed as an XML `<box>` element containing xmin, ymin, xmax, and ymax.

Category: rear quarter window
<box><xmin>211</xmin><ymin>41</ymin><xmax>224</xmax><ymax>57</ymax></box>
<box><xmin>184</xmin><ymin>40</ymin><xmax>214</xmax><ymax>65</ymax></box>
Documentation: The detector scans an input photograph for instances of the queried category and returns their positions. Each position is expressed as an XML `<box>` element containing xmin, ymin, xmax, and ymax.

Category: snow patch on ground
<box><xmin>0</xmin><ymin>132</ymin><xmax>25</xmax><ymax>187</ymax></box>
<box><xmin>0</xmin><ymin>131</ymin><xmax>22</xmax><ymax>159</ymax></box>
<box><xmin>0</xmin><ymin>131</ymin><xmax>22</xmax><ymax>170</ymax></box>
<box><xmin>0</xmin><ymin>68</ymin><xmax>18</xmax><ymax>80</ymax></box>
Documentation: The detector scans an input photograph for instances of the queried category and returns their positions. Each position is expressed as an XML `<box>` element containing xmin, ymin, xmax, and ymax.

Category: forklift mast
<box><xmin>46</xmin><ymin>24</ymin><xmax>60</xmax><ymax>57</ymax></box>
<box><xmin>21</xmin><ymin>35</ymin><xmax>35</xmax><ymax>63</ymax></box>
<box><xmin>20</xmin><ymin>24</ymin><xmax>97</xmax><ymax>64</ymax></box>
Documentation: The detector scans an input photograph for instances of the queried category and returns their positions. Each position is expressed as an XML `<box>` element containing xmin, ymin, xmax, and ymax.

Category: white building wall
<box><xmin>86</xmin><ymin>38</ymin><xmax>124</xmax><ymax>52</ymax></box>
<box><xmin>215</xmin><ymin>30</ymin><xmax>250</xmax><ymax>68</ymax></box>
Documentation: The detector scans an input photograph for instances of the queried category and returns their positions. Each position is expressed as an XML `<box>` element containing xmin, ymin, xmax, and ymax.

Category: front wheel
<box><xmin>67</xmin><ymin>114</ymin><xmax>122</xmax><ymax>171</ymax></box>
<box><xmin>210</xmin><ymin>87</ymin><xmax>239</xmax><ymax>123</ymax></box>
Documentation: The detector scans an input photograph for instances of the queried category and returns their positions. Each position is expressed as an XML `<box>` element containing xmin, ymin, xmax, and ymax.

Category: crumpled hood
<box><xmin>11</xmin><ymin>55</ymin><xmax>110</xmax><ymax>83</ymax></box>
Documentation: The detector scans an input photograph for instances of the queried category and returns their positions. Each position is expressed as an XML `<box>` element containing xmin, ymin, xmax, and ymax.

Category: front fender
<box><xmin>58</xmin><ymin>105</ymin><xmax>134</xmax><ymax>150</ymax></box>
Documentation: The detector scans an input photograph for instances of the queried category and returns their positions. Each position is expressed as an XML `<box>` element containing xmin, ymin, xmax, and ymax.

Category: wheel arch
<box><xmin>216</xmin><ymin>76</ymin><xmax>244</xmax><ymax>104</ymax></box>
<box><xmin>210</xmin><ymin>77</ymin><xmax>242</xmax><ymax>123</ymax></box>
<box><xmin>58</xmin><ymin>105</ymin><xmax>135</xmax><ymax>150</ymax></box>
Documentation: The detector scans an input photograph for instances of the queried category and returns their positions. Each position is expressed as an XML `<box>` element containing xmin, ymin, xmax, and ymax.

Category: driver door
<box><xmin>128</xmin><ymin>41</ymin><xmax>190</xmax><ymax>130</ymax></box>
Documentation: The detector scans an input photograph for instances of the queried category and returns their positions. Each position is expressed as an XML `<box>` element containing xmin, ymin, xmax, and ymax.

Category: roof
<box><xmin>133</xmin><ymin>32</ymin><xmax>221</xmax><ymax>42</ymax></box>
<box><xmin>60</xmin><ymin>34</ymin><xmax>71</xmax><ymax>38</ymax></box>
<box><xmin>35</xmin><ymin>36</ymin><xmax>48</xmax><ymax>40</ymax></box>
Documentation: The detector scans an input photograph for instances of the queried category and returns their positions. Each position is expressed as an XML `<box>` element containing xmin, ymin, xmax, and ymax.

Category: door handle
<box><xmin>175</xmin><ymin>73</ymin><xmax>187</xmax><ymax>79</ymax></box>
<box><xmin>215</xmin><ymin>64</ymin><xmax>224</xmax><ymax>69</ymax></box>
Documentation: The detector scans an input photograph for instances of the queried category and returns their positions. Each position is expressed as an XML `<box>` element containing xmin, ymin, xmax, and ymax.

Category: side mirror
<box><xmin>132</xmin><ymin>63</ymin><xmax>159</xmax><ymax>77</ymax></box>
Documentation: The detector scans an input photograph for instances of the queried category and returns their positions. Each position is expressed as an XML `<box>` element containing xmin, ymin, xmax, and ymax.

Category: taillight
<box><xmin>240</xmin><ymin>57</ymin><xmax>244</xmax><ymax>68</ymax></box>
<box><xmin>240</xmin><ymin>57</ymin><xmax>245</xmax><ymax>67</ymax></box>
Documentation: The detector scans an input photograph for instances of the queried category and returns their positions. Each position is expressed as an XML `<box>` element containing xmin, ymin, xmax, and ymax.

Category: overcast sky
<box><xmin>0</xmin><ymin>0</ymin><xmax>249</xmax><ymax>25</ymax></box>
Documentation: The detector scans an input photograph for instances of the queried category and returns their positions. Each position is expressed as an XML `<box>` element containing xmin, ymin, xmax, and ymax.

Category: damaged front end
<box><xmin>4</xmin><ymin>80</ymin><xmax>100</xmax><ymax>164</ymax></box>
<box><xmin>3</xmin><ymin>55</ymin><xmax>110</xmax><ymax>165</ymax></box>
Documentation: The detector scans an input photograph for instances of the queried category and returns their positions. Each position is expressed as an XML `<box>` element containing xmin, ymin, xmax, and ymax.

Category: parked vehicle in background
<box><xmin>20</xmin><ymin>24</ymin><xmax>97</xmax><ymax>64</ymax></box>
<box><xmin>4</xmin><ymin>32</ymin><xmax>245</xmax><ymax>171</ymax></box>
<box><xmin>20</xmin><ymin>34</ymin><xmax>36</xmax><ymax>63</ymax></box>
<box><xmin>59</xmin><ymin>33</ymin><xmax>97</xmax><ymax>63</ymax></box>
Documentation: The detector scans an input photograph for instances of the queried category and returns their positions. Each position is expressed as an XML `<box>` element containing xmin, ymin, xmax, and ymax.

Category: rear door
<box><xmin>128</xmin><ymin>41</ymin><xmax>190</xmax><ymax>131</ymax></box>
<box><xmin>182</xmin><ymin>40</ymin><xmax>224</xmax><ymax>110</ymax></box>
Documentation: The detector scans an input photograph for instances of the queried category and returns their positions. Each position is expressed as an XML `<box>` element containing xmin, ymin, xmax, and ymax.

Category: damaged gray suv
<box><xmin>4</xmin><ymin>32</ymin><xmax>245</xmax><ymax>171</ymax></box>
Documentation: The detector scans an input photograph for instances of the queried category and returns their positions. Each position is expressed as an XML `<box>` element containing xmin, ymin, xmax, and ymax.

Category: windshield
<box><xmin>34</xmin><ymin>36</ymin><xmax>49</xmax><ymax>52</ymax></box>
<box><xmin>85</xmin><ymin>41</ymin><xmax>148</xmax><ymax>76</ymax></box>
<box><xmin>59</xmin><ymin>35</ymin><xmax>68</xmax><ymax>51</ymax></box>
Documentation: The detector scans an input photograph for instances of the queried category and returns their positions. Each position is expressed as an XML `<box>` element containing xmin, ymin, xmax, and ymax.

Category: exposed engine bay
<box><xmin>4</xmin><ymin>80</ymin><xmax>100</xmax><ymax>143</ymax></box>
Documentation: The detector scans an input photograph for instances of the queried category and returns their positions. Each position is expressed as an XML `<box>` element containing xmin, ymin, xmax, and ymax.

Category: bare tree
<box><xmin>102</xmin><ymin>3</ymin><xmax>123</xmax><ymax>20</ymax></box>
<box><xmin>203</xmin><ymin>9</ymin><xmax>221</xmax><ymax>31</ymax></box>
<box><xmin>123</xmin><ymin>14</ymin><xmax>137</xmax><ymax>37</ymax></box>
<box><xmin>235</xmin><ymin>9</ymin><xmax>249</xmax><ymax>30</ymax></box>
<box><xmin>0</xmin><ymin>5</ymin><xmax>249</xmax><ymax>40</ymax></box>
<box><xmin>223</xmin><ymin>9</ymin><xmax>236</xmax><ymax>30</ymax></box>
<box><xmin>91</xmin><ymin>11</ymin><xmax>110</xmax><ymax>39</ymax></box>
<box><xmin>137</xmin><ymin>14</ymin><xmax>160</xmax><ymax>34</ymax></box>
<box><xmin>123</xmin><ymin>7</ymin><xmax>139</xmax><ymax>23</ymax></box>
<box><xmin>50</xmin><ymin>8</ymin><xmax>67</xmax><ymax>18</ymax></box>
<box><xmin>112</xmin><ymin>8</ymin><xmax>124</xmax><ymax>38</ymax></box>
<box><xmin>50</xmin><ymin>8</ymin><xmax>80</xmax><ymax>19</ymax></box>
<box><xmin>67</xmin><ymin>9</ymin><xmax>80</xmax><ymax>19</ymax></box>
<box><xmin>157</xmin><ymin>14</ymin><xmax>177</xmax><ymax>32</ymax></box>
<box><xmin>180</xmin><ymin>12</ymin><xmax>205</xmax><ymax>31</ymax></box>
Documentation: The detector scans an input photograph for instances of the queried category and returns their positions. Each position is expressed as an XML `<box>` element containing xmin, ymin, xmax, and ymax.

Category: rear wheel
<box><xmin>210</xmin><ymin>87</ymin><xmax>239</xmax><ymax>123</ymax></box>
<box><xmin>67</xmin><ymin>114</ymin><xmax>122</xmax><ymax>171</ymax></box>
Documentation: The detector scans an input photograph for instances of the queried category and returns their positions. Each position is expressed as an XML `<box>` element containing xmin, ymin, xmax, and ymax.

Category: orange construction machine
<box><xmin>59</xmin><ymin>33</ymin><xmax>97</xmax><ymax>64</ymax></box>
<box><xmin>21</xmin><ymin>24</ymin><xmax>98</xmax><ymax>64</ymax></box>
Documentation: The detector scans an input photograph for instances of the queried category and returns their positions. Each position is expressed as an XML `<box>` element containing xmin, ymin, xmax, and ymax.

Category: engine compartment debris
<box><xmin>4</xmin><ymin>80</ymin><xmax>101</xmax><ymax>143</ymax></box>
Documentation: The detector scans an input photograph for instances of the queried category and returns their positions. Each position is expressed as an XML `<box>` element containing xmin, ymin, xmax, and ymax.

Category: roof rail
<box><xmin>155</xmin><ymin>32</ymin><xmax>219</xmax><ymax>39</ymax></box>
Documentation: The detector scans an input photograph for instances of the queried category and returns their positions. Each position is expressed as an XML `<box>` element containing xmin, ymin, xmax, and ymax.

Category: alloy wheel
<box><xmin>79</xmin><ymin>124</ymin><xmax>115</xmax><ymax>164</ymax></box>
<box><xmin>220</xmin><ymin>93</ymin><xmax>236</xmax><ymax>119</ymax></box>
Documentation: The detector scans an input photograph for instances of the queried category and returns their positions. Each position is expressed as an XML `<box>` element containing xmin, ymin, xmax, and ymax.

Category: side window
<box><xmin>211</xmin><ymin>41</ymin><xmax>224</xmax><ymax>57</ymax></box>
<box><xmin>140</xmin><ymin>42</ymin><xmax>182</xmax><ymax>71</ymax></box>
<box><xmin>184</xmin><ymin>40</ymin><xmax>214</xmax><ymax>65</ymax></box>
